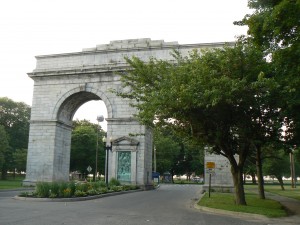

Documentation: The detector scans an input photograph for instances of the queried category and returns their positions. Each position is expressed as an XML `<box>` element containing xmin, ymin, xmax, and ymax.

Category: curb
<box><xmin>194</xmin><ymin>203</ymin><xmax>268</xmax><ymax>220</ymax></box>
<box><xmin>13</xmin><ymin>189</ymin><xmax>143</xmax><ymax>202</ymax></box>
<box><xmin>0</xmin><ymin>188</ymin><xmax>34</xmax><ymax>192</ymax></box>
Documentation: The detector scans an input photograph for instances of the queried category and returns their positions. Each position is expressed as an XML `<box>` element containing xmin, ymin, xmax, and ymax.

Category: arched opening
<box><xmin>73</xmin><ymin>100</ymin><xmax>108</xmax><ymax>131</ymax></box>
<box><xmin>70</xmin><ymin>100</ymin><xmax>108</xmax><ymax>181</ymax></box>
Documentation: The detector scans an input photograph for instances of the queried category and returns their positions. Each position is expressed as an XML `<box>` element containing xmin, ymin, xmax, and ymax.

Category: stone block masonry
<box><xmin>24</xmin><ymin>38</ymin><xmax>233</xmax><ymax>187</ymax></box>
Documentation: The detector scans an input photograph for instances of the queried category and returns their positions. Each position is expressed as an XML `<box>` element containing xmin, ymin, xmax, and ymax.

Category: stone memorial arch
<box><xmin>24</xmin><ymin>38</ymin><xmax>233</xmax><ymax>187</ymax></box>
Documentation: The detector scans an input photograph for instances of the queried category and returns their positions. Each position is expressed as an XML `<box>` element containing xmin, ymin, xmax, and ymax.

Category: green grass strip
<box><xmin>198</xmin><ymin>192</ymin><xmax>287</xmax><ymax>218</ymax></box>
<box><xmin>0</xmin><ymin>180</ymin><xmax>23</xmax><ymax>189</ymax></box>
<box><xmin>264</xmin><ymin>186</ymin><xmax>300</xmax><ymax>201</ymax></box>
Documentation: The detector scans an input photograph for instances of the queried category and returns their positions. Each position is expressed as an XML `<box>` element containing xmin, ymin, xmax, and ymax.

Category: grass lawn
<box><xmin>245</xmin><ymin>184</ymin><xmax>300</xmax><ymax>201</ymax></box>
<box><xmin>198</xmin><ymin>191</ymin><xmax>288</xmax><ymax>218</ymax></box>
<box><xmin>263</xmin><ymin>185</ymin><xmax>300</xmax><ymax>201</ymax></box>
<box><xmin>0</xmin><ymin>175</ymin><xmax>25</xmax><ymax>190</ymax></box>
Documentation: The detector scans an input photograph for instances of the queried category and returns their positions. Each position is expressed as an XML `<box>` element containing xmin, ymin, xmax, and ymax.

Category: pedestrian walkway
<box><xmin>266</xmin><ymin>192</ymin><xmax>300</xmax><ymax>216</ymax></box>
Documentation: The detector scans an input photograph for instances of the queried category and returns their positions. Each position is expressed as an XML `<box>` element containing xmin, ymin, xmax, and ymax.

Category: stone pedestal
<box><xmin>203</xmin><ymin>151</ymin><xmax>234</xmax><ymax>192</ymax></box>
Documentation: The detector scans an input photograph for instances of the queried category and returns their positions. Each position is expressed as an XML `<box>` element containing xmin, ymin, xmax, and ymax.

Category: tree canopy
<box><xmin>116</xmin><ymin>40</ymin><xmax>283</xmax><ymax>205</ymax></box>
<box><xmin>0</xmin><ymin>97</ymin><xmax>30</xmax><ymax>179</ymax></box>
<box><xmin>239</xmin><ymin>0</ymin><xmax>300</xmax><ymax>146</ymax></box>
<box><xmin>70</xmin><ymin>119</ymin><xmax>106</xmax><ymax>177</ymax></box>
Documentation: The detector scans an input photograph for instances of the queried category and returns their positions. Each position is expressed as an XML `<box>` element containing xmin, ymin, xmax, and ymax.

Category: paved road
<box><xmin>0</xmin><ymin>184</ymin><xmax>294</xmax><ymax>225</ymax></box>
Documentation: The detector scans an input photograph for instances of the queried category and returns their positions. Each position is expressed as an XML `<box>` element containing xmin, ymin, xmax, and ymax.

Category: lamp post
<box><xmin>290</xmin><ymin>145</ymin><xmax>296</xmax><ymax>188</ymax></box>
<box><xmin>103</xmin><ymin>136</ymin><xmax>112</xmax><ymax>186</ymax></box>
<box><xmin>95</xmin><ymin>115</ymin><xmax>104</xmax><ymax>181</ymax></box>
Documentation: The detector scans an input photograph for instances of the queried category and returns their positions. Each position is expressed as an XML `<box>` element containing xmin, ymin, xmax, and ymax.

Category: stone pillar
<box><xmin>23</xmin><ymin>120</ymin><xmax>72</xmax><ymax>185</ymax></box>
<box><xmin>203</xmin><ymin>150</ymin><xmax>234</xmax><ymax>192</ymax></box>
<box><xmin>107</xmin><ymin>118</ymin><xmax>152</xmax><ymax>188</ymax></box>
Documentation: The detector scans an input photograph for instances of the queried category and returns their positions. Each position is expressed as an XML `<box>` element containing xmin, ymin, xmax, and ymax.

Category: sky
<box><xmin>0</xmin><ymin>0</ymin><xmax>251</xmax><ymax>130</ymax></box>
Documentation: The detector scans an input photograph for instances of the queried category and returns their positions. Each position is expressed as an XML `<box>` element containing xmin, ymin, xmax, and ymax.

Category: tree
<box><xmin>154</xmin><ymin>129</ymin><xmax>181</xmax><ymax>177</ymax></box>
<box><xmin>243</xmin><ymin>159</ymin><xmax>257</xmax><ymax>184</ymax></box>
<box><xmin>12</xmin><ymin>149</ymin><xmax>27</xmax><ymax>173</ymax></box>
<box><xmin>263</xmin><ymin>148</ymin><xmax>290</xmax><ymax>190</ymax></box>
<box><xmin>0</xmin><ymin>97</ymin><xmax>30</xmax><ymax>179</ymax></box>
<box><xmin>70</xmin><ymin>120</ymin><xmax>106</xmax><ymax>178</ymax></box>
<box><xmin>235</xmin><ymin>0</ymin><xmax>300</xmax><ymax>197</ymax></box>
<box><xmin>116</xmin><ymin>40</ymin><xmax>282</xmax><ymax>205</ymax></box>
<box><xmin>0</xmin><ymin>125</ymin><xmax>9</xmax><ymax>170</ymax></box>
<box><xmin>239</xmin><ymin>0</ymin><xmax>300</xmax><ymax>147</ymax></box>
<box><xmin>173</xmin><ymin>143</ymin><xmax>204</xmax><ymax>180</ymax></box>
<box><xmin>154</xmin><ymin>128</ymin><xmax>204</xmax><ymax>182</ymax></box>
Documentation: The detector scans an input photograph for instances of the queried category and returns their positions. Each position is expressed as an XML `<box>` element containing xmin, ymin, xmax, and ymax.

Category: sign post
<box><xmin>87</xmin><ymin>166</ymin><xmax>92</xmax><ymax>182</ymax></box>
<box><xmin>206</xmin><ymin>162</ymin><xmax>215</xmax><ymax>198</ymax></box>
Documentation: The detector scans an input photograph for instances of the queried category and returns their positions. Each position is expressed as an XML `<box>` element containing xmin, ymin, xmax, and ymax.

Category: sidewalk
<box><xmin>266</xmin><ymin>192</ymin><xmax>300</xmax><ymax>215</ymax></box>
<box><xmin>265</xmin><ymin>192</ymin><xmax>300</xmax><ymax>225</ymax></box>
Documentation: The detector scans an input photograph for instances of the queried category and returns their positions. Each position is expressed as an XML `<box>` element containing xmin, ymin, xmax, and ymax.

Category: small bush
<box><xmin>74</xmin><ymin>190</ymin><xmax>87</xmax><ymax>197</ymax></box>
<box><xmin>130</xmin><ymin>185</ymin><xmax>139</xmax><ymax>190</ymax></box>
<box><xmin>109</xmin><ymin>178</ymin><xmax>121</xmax><ymax>187</ymax></box>
<box><xmin>63</xmin><ymin>188</ymin><xmax>72</xmax><ymax>198</ymax></box>
<box><xmin>50</xmin><ymin>182</ymin><xmax>60</xmax><ymax>197</ymax></box>
<box><xmin>59</xmin><ymin>182</ymin><xmax>68</xmax><ymax>197</ymax></box>
<box><xmin>49</xmin><ymin>193</ymin><xmax>58</xmax><ymax>198</ymax></box>
<box><xmin>76</xmin><ymin>183</ymin><xmax>90</xmax><ymax>192</ymax></box>
<box><xmin>87</xmin><ymin>189</ymin><xmax>98</xmax><ymax>196</ymax></box>
<box><xmin>35</xmin><ymin>182</ymin><xmax>51</xmax><ymax>197</ymax></box>
<box><xmin>97</xmin><ymin>181</ymin><xmax>107</xmax><ymax>188</ymax></box>
<box><xmin>68</xmin><ymin>182</ymin><xmax>76</xmax><ymax>196</ymax></box>
<box><xmin>110</xmin><ymin>186</ymin><xmax>122</xmax><ymax>192</ymax></box>
<box><xmin>122</xmin><ymin>185</ymin><xmax>131</xmax><ymax>191</ymax></box>
<box><xmin>99</xmin><ymin>187</ymin><xmax>108</xmax><ymax>194</ymax></box>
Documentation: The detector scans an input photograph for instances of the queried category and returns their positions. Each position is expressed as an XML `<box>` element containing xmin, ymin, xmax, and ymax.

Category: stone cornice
<box><xmin>27</xmin><ymin>64</ymin><xmax>128</xmax><ymax>78</ymax></box>
<box><xmin>28</xmin><ymin>39</ymin><xmax>235</xmax><ymax>78</ymax></box>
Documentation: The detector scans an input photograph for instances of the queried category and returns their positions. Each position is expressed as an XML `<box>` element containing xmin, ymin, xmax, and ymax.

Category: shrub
<box><xmin>68</xmin><ymin>181</ymin><xmax>76</xmax><ymax>196</ymax></box>
<box><xmin>110</xmin><ymin>186</ymin><xmax>122</xmax><ymax>192</ymax></box>
<box><xmin>74</xmin><ymin>190</ymin><xmax>87</xmax><ymax>197</ymax></box>
<box><xmin>59</xmin><ymin>182</ymin><xmax>68</xmax><ymax>197</ymax></box>
<box><xmin>49</xmin><ymin>193</ymin><xmax>58</xmax><ymax>198</ymax></box>
<box><xmin>98</xmin><ymin>181</ymin><xmax>107</xmax><ymax>188</ymax></box>
<box><xmin>76</xmin><ymin>183</ymin><xmax>90</xmax><ymax>192</ymax></box>
<box><xmin>122</xmin><ymin>185</ymin><xmax>131</xmax><ymax>191</ymax></box>
<box><xmin>35</xmin><ymin>182</ymin><xmax>51</xmax><ymax>197</ymax></box>
<box><xmin>63</xmin><ymin>188</ymin><xmax>72</xmax><ymax>198</ymax></box>
<box><xmin>130</xmin><ymin>185</ymin><xmax>139</xmax><ymax>190</ymax></box>
<box><xmin>49</xmin><ymin>182</ymin><xmax>60</xmax><ymax>197</ymax></box>
<box><xmin>87</xmin><ymin>189</ymin><xmax>98</xmax><ymax>196</ymax></box>
<box><xmin>99</xmin><ymin>187</ymin><xmax>108</xmax><ymax>194</ymax></box>
<box><xmin>91</xmin><ymin>182</ymin><xmax>100</xmax><ymax>190</ymax></box>
<box><xmin>109</xmin><ymin>178</ymin><xmax>121</xmax><ymax>187</ymax></box>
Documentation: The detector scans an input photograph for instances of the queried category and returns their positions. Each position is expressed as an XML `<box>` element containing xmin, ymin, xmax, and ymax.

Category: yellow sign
<box><xmin>206</xmin><ymin>162</ymin><xmax>215</xmax><ymax>169</ymax></box>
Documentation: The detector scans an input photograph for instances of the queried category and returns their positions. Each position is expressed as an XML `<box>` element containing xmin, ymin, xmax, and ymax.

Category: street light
<box><xmin>103</xmin><ymin>136</ymin><xmax>112</xmax><ymax>186</ymax></box>
<box><xmin>95</xmin><ymin>115</ymin><xmax>104</xmax><ymax>181</ymax></box>
<box><xmin>290</xmin><ymin>145</ymin><xmax>297</xmax><ymax>188</ymax></box>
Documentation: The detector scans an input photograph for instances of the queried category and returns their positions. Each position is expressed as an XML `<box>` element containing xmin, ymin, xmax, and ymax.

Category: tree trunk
<box><xmin>171</xmin><ymin>170</ymin><xmax>174</xmax><ymax>183</ymax></box>
<box><xmin>1</xmin><ymin>168</ymin><xmax>8</xmax><ymax>180</ymax></box>
<box><xmin>250</xmin><ymin>171</ymin><xmax>257</xmax><ymax>184</ymax></box>
<box><xmin>276</xmin><ymin>175</ymin><xmax>285</xmax><ymax>190</ymax></box>
<box><xmin>256</xmin><ymin>146</ymin><xmax>265</xmax><ymax>199</ymax></box>
<box><xmin>231</xmin><ymin>165</ymin><xmax>247</xmax><ymax>205</ymax></box>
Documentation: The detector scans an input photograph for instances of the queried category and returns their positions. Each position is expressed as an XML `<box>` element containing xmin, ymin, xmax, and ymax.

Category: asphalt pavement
<box><xmin>0</xmin><ymin>184</ymin><xmax>299</xmax><ymax>225</ymax></box>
